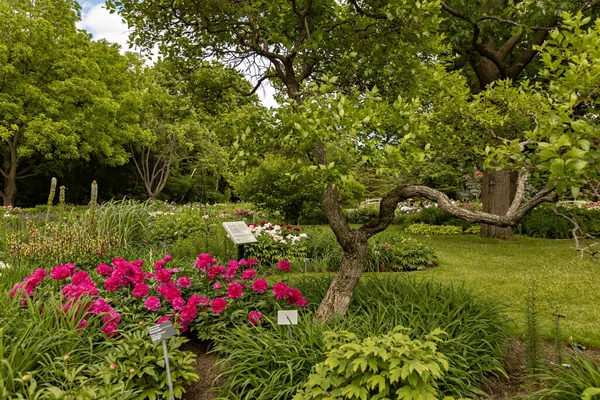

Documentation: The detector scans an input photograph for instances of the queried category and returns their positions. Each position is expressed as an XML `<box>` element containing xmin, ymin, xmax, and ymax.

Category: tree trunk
<box><xmin>315</xmin><ymin>233</ymin><xmax>369</xmax><ymax>321</ymax></box>
<box><xmin>1</xmin><ymin>150</ymin><xmax>18</xmax><ymax>207</ymax></box>
<box><xmin>480</xmin><ymin>170</ymin><xmax>518</xmax><ymax>240</ymax></box>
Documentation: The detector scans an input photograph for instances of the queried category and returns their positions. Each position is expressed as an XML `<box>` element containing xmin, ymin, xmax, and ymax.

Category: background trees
<box><xmin>0</xmin><ymin>0</ymin><xmax>148</xmax><ymax>206</ymax></box>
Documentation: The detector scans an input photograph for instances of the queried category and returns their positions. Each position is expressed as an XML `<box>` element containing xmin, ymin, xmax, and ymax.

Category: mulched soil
<box><xmin>181</xmin><ymin>340</ymin><xmax>223</xmax><ymax>400</ymax></box>
<box><xmin>180</xmin><ymin>337</ymin><xmax>600</xmax><ymax>400</ymax></box>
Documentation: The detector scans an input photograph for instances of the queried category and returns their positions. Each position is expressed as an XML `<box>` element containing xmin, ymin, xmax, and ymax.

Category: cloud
<box><xmin>76</xmin><ymin>1</ymin><xmax>278</xmax><ymax>107</ymax></box>
<box><xmin>77</xmin><ymin>3</ymin><xmax>132</xmax><ymax>51</ymax></box>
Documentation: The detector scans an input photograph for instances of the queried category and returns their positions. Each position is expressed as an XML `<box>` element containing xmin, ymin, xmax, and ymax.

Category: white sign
<box><xmin>222</xmin><ymin>221</ymin><xmax>258</xmax><ymax>245</ymax></box>
<box><xmin>277</xmin><ymin>310</ymin><xmax>298</xmax><ymax>325</ymax></box>
<box><xmin>148</xmin><ymin>321</ymin><xmax>177</xmax><ymax>343</ymax></box>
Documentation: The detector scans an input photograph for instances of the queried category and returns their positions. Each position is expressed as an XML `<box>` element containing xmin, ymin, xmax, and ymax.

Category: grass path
<box><xmin>402</xmin><ymin>234</ymin><xmax>600</xmax><ymax>347</ymax></box>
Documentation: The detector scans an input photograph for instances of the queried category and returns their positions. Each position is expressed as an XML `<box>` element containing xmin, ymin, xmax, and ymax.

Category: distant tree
<box><xmin>0</xmin><ymin>0</ymin><xmax>146</xmax><ymax>206</ymax></box>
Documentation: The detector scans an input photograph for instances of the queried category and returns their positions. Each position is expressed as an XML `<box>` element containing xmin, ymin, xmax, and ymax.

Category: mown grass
<box><xmin>292</xmin><ymin>226</ymin><xmax>600</xmax><ymax>347</ymax></box>
<box><xmin>389</xmin><ymin>231</ymin><xmax>600</xmax><ymax>347</ymax></box>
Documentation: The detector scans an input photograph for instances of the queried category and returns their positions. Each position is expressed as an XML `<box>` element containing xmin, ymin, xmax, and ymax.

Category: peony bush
<box><xmin>10</xmin><ymin>253</ymin><xmax>308</xmax><ymax>340</ymax></box>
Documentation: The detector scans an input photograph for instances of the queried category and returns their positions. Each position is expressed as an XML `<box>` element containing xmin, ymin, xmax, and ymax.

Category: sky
<box><xmin>76</xmin><ymin>0</ymin><xmax>278</xmax><ymax>108</ymax></box>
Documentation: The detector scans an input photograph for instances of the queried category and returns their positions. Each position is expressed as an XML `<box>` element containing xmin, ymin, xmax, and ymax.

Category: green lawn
<box><xmin>401</xmin><ymin>234</ymin><xmax>600</xmax><ymax>347</ymax></box>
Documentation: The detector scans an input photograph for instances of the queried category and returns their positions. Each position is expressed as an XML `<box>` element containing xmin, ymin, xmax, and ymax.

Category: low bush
<box><xmin>294</xmin><ymin>327</ymin><xmax>450</xmax><ymax>400</ymax></box>
<box><xmin>518</xmin><ymin>203</ymin><xmax>600</xmax><ymax>239</ymax></box>
<box><xmin>214</xmin><ymin>276</ymin><xmax>507</xmax><ymax>399</ymax></box>
<box><xmin>405</xmin><ymin>223</ymin><xmax>464</xmax><ymax>235</ymax></box>
<box><xmin>344</xmin><ymin>207</ymin><xmax>380</xmax><ymax>224</ymax></box>
<box><xmin>368</xmin><ymin>233</ymin><xmax>437</xmax><ymax>272</ymax></box>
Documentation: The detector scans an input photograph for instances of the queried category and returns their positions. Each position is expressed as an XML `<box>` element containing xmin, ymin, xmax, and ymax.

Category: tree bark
<box><xmin>480</xmin><ymin>170</ymin><xmax>518</xmax><ymax>240</ymax></box>
<box><xmin>315</xmin><ymin>233</ymin><xmax>369</xmax><ymax>321</ymax></box>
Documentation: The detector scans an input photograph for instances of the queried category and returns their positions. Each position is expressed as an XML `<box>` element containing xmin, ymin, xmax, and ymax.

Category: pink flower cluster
<box><xmin>272</xmin><ymin>282</ymin><xmax>308</xmax><ymax>308</ymax></box>
<box><xmin>10</xmin><ymin>269</ymin><xmax>48</xmax><ymax>303</ymax></box>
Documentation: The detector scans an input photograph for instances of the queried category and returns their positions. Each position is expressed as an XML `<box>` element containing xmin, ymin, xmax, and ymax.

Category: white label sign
<box><xmin>277</xmin><ymin>310</ymin><xmax>298</xmax><ymax>325</ymax></box>
<box><xmin>222</xmin><ymin>221</ymin><xmax>258</xmax><ymax>245</ymax></box>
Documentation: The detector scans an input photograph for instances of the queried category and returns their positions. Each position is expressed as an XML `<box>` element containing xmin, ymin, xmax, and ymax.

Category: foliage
<box><xmin>0</xmin><ymin>0</ymin><xmax>149</xmax><ymax>206</ymax></box>
<box><xmin>0</xmin><ymin>289</ymin><xmax>197</xmax><ymax>399</ymax></box>
<box><xmin>367</xmin><ymin>234</ymin><xmax>437</xmax><ymax>272</ymax></box>
<box><xmin>293</xmin><ymin>327</ymin><xmax>451</xmax><ymax>400</ymax></box>
<box><xmin>528</xmin><ymin>356</ymin><xmax>600</xmax><ymax>399</ymax></box>
<box><xmin>245</xmin><ymin>222</ymin><xmax>309</xmax><ymax>268</ymax></box>
<box><xmin>5</xmin><ymin>218</ymin><xmax>120</xmax><ymax>268</ymax></box>
<box><xmin>93</xmin><ymin>199</ymin><xmax>155</xmax><ymax>248</ymax></box>
<box><xmin>405</xmin><ymin>224</ymin><xmax>465</xmax><ymax>236</ymax></box>
<box><xmin>520</xmin><ymin>203</ymin><xmax>600</xmax><ymax>239</ymax></box>
<box><xmin>215</xmin><ymin>276</ymin><xmax>507</xmax><ymax>399</ymax></box>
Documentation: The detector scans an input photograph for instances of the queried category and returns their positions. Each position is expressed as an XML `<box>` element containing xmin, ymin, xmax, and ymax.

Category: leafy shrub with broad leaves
<box><xmin>213</xmin><ymin>276</ymin><xmax>507</xmax><ymax>399</ymax></box>
<box><xmin>245</xmin><ymin>222</ymin><xmax>309</xmax><ymax>268</ymax></box>
<box><xmin>293</xmin><ymin>327</ymin><xmax>452</xmax><ymax>400</ymax></box>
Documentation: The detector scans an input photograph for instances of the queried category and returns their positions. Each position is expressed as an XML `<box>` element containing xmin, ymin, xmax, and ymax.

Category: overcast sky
<box><xmin>76</xmin><ymin>0</ymin><xmax>278</xmax><ymax>108</ymax></box>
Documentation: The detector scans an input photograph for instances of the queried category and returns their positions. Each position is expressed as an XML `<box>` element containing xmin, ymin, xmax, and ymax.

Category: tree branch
<box><xmin>360</xmin><ymin>176</ymin><xmax>555</xmax><ymax>238</ymax></box>
<box><xmin>348</xmin><ymin>0</ymin><xmax>387</xmax><ymax>19</ymax></box>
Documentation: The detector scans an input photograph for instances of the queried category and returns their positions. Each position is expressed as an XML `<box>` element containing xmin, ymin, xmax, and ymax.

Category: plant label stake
<box><xmin>222</xmin><ymin>221</ymin><xmax>257</xmax><ymax>260</ymax></box>
<box><xmin>148</xmin><ymin>321</ymin><xmax>177</xmax><ymax>400</ymax></box>
<box><xmin>278</xmin><ymin>310</ymin><xmax>298</xmax><ymax>339</ymax></box>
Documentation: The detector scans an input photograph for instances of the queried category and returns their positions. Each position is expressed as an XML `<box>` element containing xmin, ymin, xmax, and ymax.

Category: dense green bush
<box><xmin>519</xmin><ymin>203</ymin><xmax>600</xmax><ymax>239</ymax></box>
<box><xmin>214</xmin><ymin>276</ymin><xmax>507</xmax><ymax>399</ymax></box>
<box><xmin>368</xmin><ymin>232</ymin><xmax>437</xmax><ymax>272</ymax></box>
<box><xmin>344</xmin><ymin>206</ymin><xmax>380</xmax><ymax>224</ymax></box>
<box><xmin>405</xmin><ymin>223</ymin><xmax>464</xmax><ymax>235</ymax></box>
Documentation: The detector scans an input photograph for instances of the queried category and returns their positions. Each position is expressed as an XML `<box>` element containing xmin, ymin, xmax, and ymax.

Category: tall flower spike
<box><xmin>47</xmin><ymin>177</ymin><xmax>57</xmax><ymax>207</ymax></box>
<box><xmin>90</xmin><ymin>180</ymin><xmax>98</xmax><ymax>209</ymax></box>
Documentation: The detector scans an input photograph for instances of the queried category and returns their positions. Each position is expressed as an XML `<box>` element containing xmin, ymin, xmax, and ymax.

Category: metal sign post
<box><xmin>148</xmin><ymin>322</ymin><xmax>177</xmax><ymax>400</ymax></box>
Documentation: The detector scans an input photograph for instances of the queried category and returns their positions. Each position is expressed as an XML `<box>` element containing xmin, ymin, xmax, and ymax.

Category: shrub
<box><xmin>367</xmin><ymin>233</ymin><xmax>437</xmax><ymax>272</ymax></box>
<box><xmin>215</xmin><ymin>276</ymin><xmax>507</xmax><ymax>399</ymax></box>
<box><xmin>293</xmin><ymin>327</ymin><xmax>450</xmax><ymax>400</ymax></box>
<box><xmin>518</xmin><ymin>203</ymin><xmax>600</xmax><ymax>239</ymax></box>
<box><xmin>344</xmin><ymin>206</ymin><xmax>380</xmax><ymax>224</ymax></box>
<box><xmin>405</xmin><ymin>223</ymin><xmax>464</xmax><ymax>235</ymax></box>
<box><xmin>245</xmin><ymin>222</ymin><xmax>309</xmax><ymax>268</ymax></box>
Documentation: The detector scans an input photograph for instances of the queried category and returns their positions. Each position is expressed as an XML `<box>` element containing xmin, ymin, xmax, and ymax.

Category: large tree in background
<box><xmin>436</xmin><ymin>0</ymin><xmax>600</xmax><ymax>239</ymax></box>
<box><xmin>109</xmin><ymin>0</ymin><xmax>599</xmax><ymax>320</ymax></box>
<box><xmin>0</xmin><ymin>0</ymin><xmax>146</xmax><ymax>206</ymax></box>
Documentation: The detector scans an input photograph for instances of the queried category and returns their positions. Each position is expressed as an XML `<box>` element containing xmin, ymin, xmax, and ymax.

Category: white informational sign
<box><xmin>147</xmin><ymin>321</ymin><xmax>177</xmax><ymax>343</ymax></box>
<box><xmin>222</xmin><ymin>221</ymin><xmax>258</xmax><ymax>245</ymax></box>
<box><xmin>277</xmin><ymin>310</ymin><xmax>298</xmax><ymax>325</ymax></box>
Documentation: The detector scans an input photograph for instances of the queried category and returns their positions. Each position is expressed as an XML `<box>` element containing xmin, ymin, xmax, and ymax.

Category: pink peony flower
<box><xmin>176</xmin><ymin>276</ymin><xmax>191</xmax><ymax>288</ymax></box>
<box><xmin>144</xmin><ymin>296</ymin><xmax>161</xmax><ymax>311</ymax></box>
<box><xmin>227</xmin><ymin>260</ymin><xmax>240</xmax><ymax>269</ymax></box>
<box><xmin>252</xmin><ymin>279</ymin><xmax>268</xmax><ymax>293</ymax></box>
<box><xmin>188</xmin><ymin>295</ymin><xmax>209</xmax><ymax>307</ymax></box>
<box><xmin>287</xmin><ymin>288</ymin><xmax>306</xmax><ymax>306</ymax></box>
<box><xmin>156</xmin><ymin>283</ymin><xmax>181</xmax><ymax>302</ymax></box>
<box><xmin>210</xmin><ymin>298</ymin><xmax>227</xmax><ymax>314</ymax></box>
<box><xmin>154</xmin><ymin>259</ymin><xmax>165</xmax><ymax>270</ymax></box>
<box><xmin>213</xmin><ymin>282</ymin><xmax>222</xmax><ymax>290</ymax></box>
<box><xmin>77</xmin><ymin>319</ymin><xmax>88</xmax><ymax>329</ymax></box>
<box><xmin>208</xmin><ymin>266</ymin><xmax>226</xmax><ymax>280</ymax></box>
<box><xmin>277</xmin><ymin>260</ymin><xmax>291</xmax><ymax>272</ymax></box>
<box><xmin>32</xmin><ymin>269</ymin><xmax>48</xmax><ymax>280</ymax></box>
<box><xmin>248</xmin><ymin>310</ymin><xmax>262</xmax><ymax>325</ymax></box>
<box><xmin>227</xmin><ymin>284</ymin><xmax>243</xmax><ymax>299</ymax></box>
<box><xmin>157</xmin><ymin>315</ymin><xmax>171</xmax><ymax>324</ymax></box>
<box><xmin>132</xmin><ymin>282</ymin><xmax>149</xmax><ymax>298</ymax></box>
<box><xmin>241</xmin><ymin>269</ymin><xmax>256</xmax><ymax>280</ymax></box>
<box><xmin>91</xmin><ymin>298</ymin><xmax>112</xmax><ymax>314</ymax></box>
<box><xmin>104</xmin><ymin>276</ymin><xmax>121</xmax><ymax>292</ymax></box>
<box><xmin>272</xmin><ymin>282</ymin><xmax>290</xmax><ymax>300</ymax></box>
<box><xmin>171</xmin><ymin>297</ymin><xmax>186</xmax><ymax>311</ymax></box>
<box><xmin>247</xmin><ymin>258</ymin><xmax>259</xmax><ymax>266</ymax></box>
<box><xmin>194</xmin><ymin>254</ymin><xmax>217</xmax><ymax>272</ymax></box>
<box><xmin>180</xmin><ymin>303</ymin><xmax>198</xmax><ymax>323</ymax></box>
<box><xmin>96</xmin><ymin>263</ymin><xmax>112</xmax><ymax>276</ymax></box>
<box><xmin>50</xmin><ymin>265</ymin><xmax>71</xmax><ymax>281</ymax></box>
<box><xmin>163</xmin><ymin>254</ymin><xmax>172</xmax><ymax>262</ymax></box>
<box><xmin>71</xmin><ymin>271</ymin><xmax>89</xmax><ymax>285</ymax></box>
<box><xmin>156</xmin><ymin>269</ymin><xmax>172</xmax><ymax>284</ymax></box>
